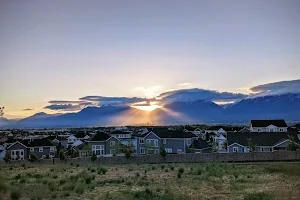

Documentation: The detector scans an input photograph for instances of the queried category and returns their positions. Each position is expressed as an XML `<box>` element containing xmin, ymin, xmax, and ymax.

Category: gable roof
<box><xmin>110</xmin><ymin>130</ymin><xmax>132</xmax><ymax>135</ymax></box>
<box><xmin>190</xmin><ymin>139</ymin><xmax>211</xmax><ymax>149</ymax></box>
<box><xmin>153</xmin><ymin>129</ymin><xmax>196</xmax><ymax>138</ymax></box>
<box><xmin>89</xmin><ymin>132</ymin><xmax>111</xmax><ymax>141</ymax></box>
<box><xmin>227</xmin><ymin>129</ymin><xmax>299</xmax><ymax>147</ymax></box>
<box><xmin>250</xmin><ymin>120</ymin><xmax>287</xmax><ymax>127</ymax></box>
<box><xmin>20</xmin><ymin>138</ymin><xmax>55</xmax><ymax>147</ymax></box>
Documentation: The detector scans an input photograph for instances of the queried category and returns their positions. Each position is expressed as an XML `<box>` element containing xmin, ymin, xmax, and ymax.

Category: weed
<box><xmin>244</xmin><ymin>192</ymin><xmax>275</xmax><ymax>200</ymax></box>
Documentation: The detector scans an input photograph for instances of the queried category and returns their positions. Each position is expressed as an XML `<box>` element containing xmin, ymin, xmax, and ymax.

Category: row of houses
<box><xmin>1</xmin><ymin>120</ymin><xmax>300</xmax><ymax>161</ymax></box>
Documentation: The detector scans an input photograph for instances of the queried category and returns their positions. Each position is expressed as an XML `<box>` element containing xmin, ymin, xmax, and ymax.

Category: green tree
<box><xmin>287</xmin><ymin>135</ymin><xmax>298</xmax><ymax>151</ymax></box>
<box><xmin>59</xmin><ymin>149</ymin><xmax>65</xmax><ymax>162</ymax></box>
<box><xmin>212</xmin><ymin>141</ymin><xmax>218</xmax><ymax>153</ymax></box>
<box><xmin>91</xmin><ymin>152</ymin><xmax>97</xmax><ymax>162</ymax></box>
<box><xmin>247</xmin><ymin>138</ymin><xmax>256</xmax><ymax>152</ymax></box>
<box><xmin>159</xmin><ymin>146</ymin><xmax>167</xmax><ymax>160</ymax></box>
<box><xmin>3</xmin><ymin>151</ymin><xmax>11</xmax><ymax>163</ymax></box>
<box><xmin>28</xmin><ymin>153</ymin><xmax>38</xmax><ymax>162</ymax></box>
<box><xmin>120</xmin><ymin>141</ymin><xmax>135</xmax><ymax>159</ymax></box>
<box><xmin>222</xmin><ymin>142</ymin><xmax>228</xmax><ymax>150</ymax></box>
<box><xmin>0</xmin><ymin>107</ymin><xmax>4</xmax><ymax>116</ymax></box>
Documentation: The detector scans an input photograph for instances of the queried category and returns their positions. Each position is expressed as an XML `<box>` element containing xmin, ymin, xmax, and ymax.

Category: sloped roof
<box><xmin>89</xmin><ymin>132</ymin><xmax>111</xmax><ymax>141</ymax></box>
<box><xmin>227</xmin><ymin>129</ymin><xmax>299</xmax><ymax>147</ymax></box>
<box><xmin>250</xmin><ymin>120</ymin><xmax>287</xmax><ymax>127</ymax></box>
<box><xmin>145</xmin><ymin>129</ymin><xmax>196</xmax><ymax>139</ymax></box>
<box><xmin>110</xmin><ymin>130</ymin><xmax>132</xmax><ymax>135</ymax></box>
<box><xmin>190</xmin><ymin>139</ymin><xmax>211</xmax><ymax>149</ymax></box>
<box><xmin>20</xmin><ymin>138</ymin><xmax>55</xmax><ymax>147</ymax></box>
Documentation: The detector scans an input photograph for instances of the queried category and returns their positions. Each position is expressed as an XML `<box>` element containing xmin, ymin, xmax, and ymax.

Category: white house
<box><xmin>250</xmin><ymin>120</ymin><xmax>288</xmax><ymax>133</ymax></box>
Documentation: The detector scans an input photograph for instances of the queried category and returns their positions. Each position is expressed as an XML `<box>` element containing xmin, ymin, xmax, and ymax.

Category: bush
<box><xmin>76</xmin><ymin>164</ymin><xmax>80</xmax><ymax>167</ymax></box>
<box><xmin>161</xmin><ymin>165</ymin><xmax>165</xmax><ymax>169</ymax></box>
<box><xmin>136</xmin><ymin>172</ymin><xmax>140</xmax><ymax>177</ymax></box>
<box><xmin>91</xmin><ymin>153</ymin><xmax>97</xmax><ymax>162</ymax></box>
<box><xmin>97</xmin><ymin>167</ymin><xmax>107</xmax><ymax>175</ymax></box>
<box><xmin>0</xmin><ymin>178</ymin><xmax>7</xmax><ymax>192</ymax></box>
<box><xmin>3</xmin><ymin>151</ymin><xmax>11</xmax><ymax>163</ymax></box>
<box><xmin>75</xmin><ymin>184</ymin><xmax>85</xmax><ymax>194</ymax></box>
<box><xmin>244</xmin><ymin>192</ymin><xmax>275</xmax><ymax>200</ymax></box>
<box><xmin>51</xmin><ymin>193</ymin><xmax>57</xmax><ymax>199</ymax></box>
<box><xmin>28</xmin><ymin>153</ymin><xmax>38</xmax><ymax>162</ymax></box>
<box><xmin>178</xmin><ymin>168</ymin><xmax>184</xmax><ymax>174</ymax></box>
<box><xmin>177</xmin><ymin>172</ymin><xmax>182</xmax><ymax>179</ymax></box>
<box><xmin>10</xmin><ymin>188</ymin><xmax>21</xmax><ymax>200</ymax></box>
<box><xmin>90</xmin><ymin>168</ymin><xmax>96</xmax><ymax>173</ymax></box>
<box><xmin>170</xmin><ymin>166</ymin><xmax>174</xmax><ymax>171</ymax></box>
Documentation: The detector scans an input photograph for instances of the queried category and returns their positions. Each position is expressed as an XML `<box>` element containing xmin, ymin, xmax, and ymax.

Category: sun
<box><xmin>131</xmin><ymin>101</ymin><xmax>162</xmax><ymax>111</ymax></box>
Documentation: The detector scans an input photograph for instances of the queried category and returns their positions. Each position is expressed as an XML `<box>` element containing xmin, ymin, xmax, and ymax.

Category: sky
<box><xmin>0</xmin><ymin>0</ymin><xmax>300</xmax><ymax>119</ymax></box>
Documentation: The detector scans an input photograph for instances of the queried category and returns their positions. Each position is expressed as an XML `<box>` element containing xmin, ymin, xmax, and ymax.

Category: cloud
<box><xmin>157</xmin><ymin>88</ymin><xmax>247</xmax><ymax>103</ymax></box>
<box><xmin>48</xmin><ymin>100</ymin><xmax>86</xmax><ymax>104</ymax></box>
<box><xmin>22</xmin><ymin>108</ymin><xmax>34</xmax><ymax>111</ymax></box>
<box><xmin>248</xmin><ymin>79</ymin><xmax>300</xmax><ymax>98</ymax></box>
<box><xmin>44</xmin><ymin>104</ymin><xmax>82</xmax><ymax>111</ymax></box>
<box><xmin>79</xmin><ymin>96</ymin><xmax>148</xmax><ymax>106</ymax></box>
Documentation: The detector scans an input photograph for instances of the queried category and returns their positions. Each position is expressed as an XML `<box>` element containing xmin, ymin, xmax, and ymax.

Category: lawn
<box><xmin>0</xmin><ymin>162</ymin><xmax>300</xmax><ymax>200</ymax></box>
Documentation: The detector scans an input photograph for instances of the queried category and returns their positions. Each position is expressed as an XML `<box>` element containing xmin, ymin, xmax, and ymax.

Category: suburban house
<box><xmin>250</xmin><ymin>120</ymin><xmax>288</xmax><ymax>132</ymax></box>
<box><xmin>6</xmin><ymin>138</ymin><xmax>56</xmax><ymax>160</ymax></box>
<box><xmin>189</xmin><ymin>138</ymin><xmax>212</xmax><ymax>153</ymax></box>
<box><xmin>136</xmin><ymin>129</ymin><xmax>197</xmax><ymax>155</ymax></box>
<box><xmin>227</xmin><ymin>129</ymin><xmax>300</xmax><ymax>153</ymax></box>
<box><xmin>87</xmin><ymin>132</ymin><xmax>120</xmax><ymax>156</ymax></box>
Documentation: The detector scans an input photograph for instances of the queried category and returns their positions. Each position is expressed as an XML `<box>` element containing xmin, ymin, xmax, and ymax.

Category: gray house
<box><xmin>136</xmin><ymin>129</ymin><xmax>197</xmax><ymax>155</ymax></box>
<box><xmin>227</xmin><ymin>129</ymin><xmax>300</xmax><ymax>153</ymax></box>
<box><xmin>87</xmin><ymin>132</ymin><xmax>120</xmax><ymax>156</ymax></box>
<box><xmin>6</xmin><ymin>138</ymin><xmax>56</xmax><ymax>160</ymax></box>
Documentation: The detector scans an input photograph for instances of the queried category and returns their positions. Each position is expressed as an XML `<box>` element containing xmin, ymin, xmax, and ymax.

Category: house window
<box><xmin>139</xmin><ymin>139</ymin><xmax>144</xmax><ymax>144</ymax></box>
<box><xmin>257</xmin><ymin>129</ymin><xmax>260</xmax><ymax>132</ymax></box>
<box><xmin>233</xmin><ymin>147</ymin><xmax>238</xmax><ymax>152</ymax></box>
<box><xmin>50</xmin><ymin>147</ymin><xmax>55</xmax><ymax>152</ymax></box>
<box><xmin>269</xmin><ymin>129</ymin><xmax>274</xmax><ymax>132</ymax></box>
<box><xmin>110</xmin><ymin>141</ymin><xmax>115</xmax><ymax>146</ymax></box>
<box><xmin>146</xmin><ymin>139</ymin><xmax>158</xmax><ymax>147</ymax></box>
<box><xmin>92</xmin><ymin>145</ymin><xmax>104</xmax><ymax>155</ymax></box>
<box><xmin>186</xmin><ymin>139</ymin><xmax>191</xmax><ymax>146</ymax></box>
<box><xmin>39</xmin><ymin>147</ymin><xmax>43</xmax><ymax>152</ymax></box>
<box><xmin>279</xmin><ymin>128</ymin><xmax>283</xmax><ymax>132</ymax></box>
<box><xmin>140</xmin><ymin>148</ymin><xmax>145</xmax><ymax>154</ymax></box>
<box><xmin>110</xmin><ymin>149</ymin><xmax>115</xmax><ymax>154</ymax></box>
<box><xmin>30</xmin><ymin>148</ymin><xmax>34</xmax><ymax>152</ymax></box>
<box><xmin>177</xmin><ymin>149</ymin><xmax>182</xmax><ymax>154</ymax></box>
<box><xmin>165</xmin><ymin>148</ymin><xmax>172</xmax><ymax>153</ymax></box>
<box><xmin>163</xmin><ymin>139</ymin><xmax>166</xmax><ymax>144</ymax></box>
<box><xmin>154</xmin><ymin>149</ymin><xmax>159</xmax><ymax>154</ymax></box>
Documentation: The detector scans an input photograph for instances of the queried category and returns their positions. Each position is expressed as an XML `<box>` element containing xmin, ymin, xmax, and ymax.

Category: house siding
<box><xmin>162</xmin><ymin>139</ymin><xmax>185</xmax><ymax>154</ymax></box>
<box><xmin>6</xmin><ymin>143</ymin><xmax>28</xmax><ymax>160</ymax></box>
<box><xmin>105</xmin><ymin>137</ymin><xmax>119</xmax><ymax>155</ymax></box>
<box><xmin>228</xmin><ymin>144</ymin><xmax>245</xmax><ymax>153</ymax></box>
<box><xmin>29</xmin><ymin>146</ymin><xmax>56</xmax><ymax>159</ymax></box>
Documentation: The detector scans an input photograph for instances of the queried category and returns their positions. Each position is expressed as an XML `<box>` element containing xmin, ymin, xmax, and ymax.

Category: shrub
<box><xmin>14</xmin><ymin>174</ymin><xmax>21</xmax><ymax>180</ymax></box>
<box><xmin>244</xmin><ymin>192</ymin><xmax>275</xmax><ymax>200</ymax></box>
<box><xmin>170</xmin><ymin>166</ymin><xmax>174</xmax><ymax>171</ymax></box>
<box><xmin>177</xmin><ymin>172</ymin><xmax>182</xmax><ymax>179</ymax></box>
<box><xmin>161</xmin><ymin>165</ymin><xmax>165</xmax><ymax>169</ymax></box>
<box><xmin>21</xmin><ymin>164</ymin><xmax>26</xmax><ymax>167</ymax></box>
<box><xmin>63</xmin><ymin>192</ymin><xmax>70</xmax><ymax>197</ymax></box>
<box><xmin>19</xmin><ymin>178</ymin><xmax>26</xmax><ymax>183</ymax></box>
<box><xmin>97</xmin><ymin>167</ymin><xmax>107</xmax><ymax>175</ymax></box>
<box><xmin>3</xmin><ymin>151</ymin><xmax>11</xmax><ymax>163</ymax></box>
<box><xmin>75</xmin><ymin>184</ymin><xmax>85</xmax><ymax>194</ymax></box>
<box><xmin>10</xmin><ymin>188</ymin><xmax>21</xmax><ymax>200</ymax></box>
<box><xmin>91</xmin><ymin>153</ymin><xmax>97</xmax><ymax>162</ymax></box>
<box><xmin>90</xmin><ymin>168</ymin><xmax>96</xmax><ymax>173</ymax></box>
<box><xmin>197</xmin><ymin>169</ymin><xmax>202</xmax><ymax>175</ymax></box>
<box><xmin>28</xmin><ymin>153</ymin><xmax>38</xmax><ymax>162</ymax></box>
<box><xmin>136</xmin><ymin>172</ymin><xmax>140</xmax><ymax>177</ymax></box>
<box><xmin>59</xmin><ymin>179</ymin><xmax>66</xmax><ymax>185</ymax></box>
<box><xmin>51</xmin><ymin>193</ymin><xmax>57</xmax><ymax>199</ymax></box>
<box><xmin>76</xmin><ymin>164</ymin><xmax>79</xmax><ymax>167</ymax></box>
<box><xmin>178</xmin><ymin>168</ymin><xmax>184</xmax><ymax>174</ymax></box>
<box><xmin>0</xmin><ymin>178</ymin><xmax>7</xmax><ymax>192</ymax></box>
<box><xmin>70</xmin><ymin>163</ymin><xmax>73</xmax><ymax>166</ymax></box>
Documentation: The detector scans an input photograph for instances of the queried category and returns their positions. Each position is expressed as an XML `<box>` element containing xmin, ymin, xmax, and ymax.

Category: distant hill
<box><xmin>2</xmin><ymin>93</ymin><xmax>300</xmax><ymax>128</ymax></box>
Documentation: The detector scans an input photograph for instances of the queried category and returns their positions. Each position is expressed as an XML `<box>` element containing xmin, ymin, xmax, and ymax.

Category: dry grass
<box><xmin>0</xmin><ymin>162</ymin><xmax>299</xmax><ymax>200</ymax></box>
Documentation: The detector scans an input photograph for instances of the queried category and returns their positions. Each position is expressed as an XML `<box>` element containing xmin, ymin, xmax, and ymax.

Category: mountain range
<box><xmin>1</xmin><ymin>93</ymin><xmax>300</xmax><ymax>128</ymax></box>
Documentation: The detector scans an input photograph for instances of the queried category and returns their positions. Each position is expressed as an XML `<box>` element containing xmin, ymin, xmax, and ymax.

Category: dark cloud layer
<box><xmin>44</xmin><ymin>80</ymin><xmax>300</xmax><ymax>111</ymax></box>
<box><xmin>158</xmin><ymin>88</ymin><xmax>247</xmax><ymax>103</ymax></box>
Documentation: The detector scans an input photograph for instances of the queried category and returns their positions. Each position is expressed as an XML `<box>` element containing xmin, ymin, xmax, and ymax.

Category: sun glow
<box><xmin>131</xmin><ymin>101</ymin><xmax>162</xmax><ymax>111</ymax></box>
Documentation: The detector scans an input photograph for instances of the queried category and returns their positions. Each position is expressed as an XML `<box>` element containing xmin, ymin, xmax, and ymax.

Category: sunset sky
<box><xmin>1</xmin><ymin>0</ymin><xmax>300</xmax><ymax>119</ymax></box>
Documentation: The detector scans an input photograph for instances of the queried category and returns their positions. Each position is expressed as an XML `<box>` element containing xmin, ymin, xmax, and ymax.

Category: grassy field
<box><xmin>0</xmin><ymin>162</ymin><xmax>300</xmax><ymax>200</ymax></box>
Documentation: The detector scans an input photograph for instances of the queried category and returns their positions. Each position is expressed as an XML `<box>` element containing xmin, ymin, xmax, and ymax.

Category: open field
<box><xmin>1</xmin><ymin>162</ymin><xmax>300</xmax><ymax>200</ymax></box>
